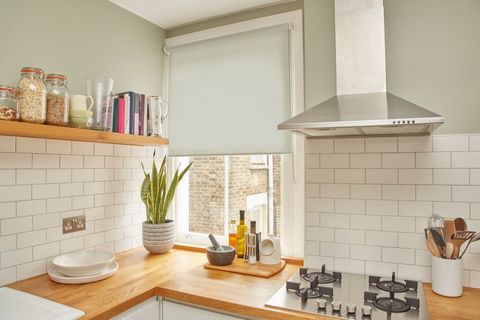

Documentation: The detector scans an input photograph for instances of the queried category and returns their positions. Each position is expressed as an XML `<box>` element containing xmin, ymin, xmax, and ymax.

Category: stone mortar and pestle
<box><xmin>206</xmin><ymin>234</ymin><xmax>236</xmax><ymax>266</ymax></box>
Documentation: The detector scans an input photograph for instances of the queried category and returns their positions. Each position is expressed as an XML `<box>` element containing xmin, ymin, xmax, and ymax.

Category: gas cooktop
<box><xmin>265</xmin><ymin>265</ymin><xmax>427</xmax><ymax>319</ymax></box>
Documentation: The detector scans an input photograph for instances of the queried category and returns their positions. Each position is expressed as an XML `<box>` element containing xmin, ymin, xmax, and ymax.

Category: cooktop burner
<box><xmin>266</xmin><ymin>267</ymin><xmax>427</xmax><ymax>320</ymax></box>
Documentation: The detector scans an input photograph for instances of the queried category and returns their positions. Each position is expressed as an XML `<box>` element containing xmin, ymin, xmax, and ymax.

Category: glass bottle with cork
<box><xmin>228</xmin><ymin>219</ymin><xmax>237</xmax><ymax>248</ymax></box>
<box><xmin>236</xmin><ymin>210</ymin><xmax>247</xmax><ymax>258</ymax></box>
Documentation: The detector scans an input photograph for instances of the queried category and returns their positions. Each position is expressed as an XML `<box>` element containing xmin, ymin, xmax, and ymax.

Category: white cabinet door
<box><xmin>113</xmin><ymin>297</ymin><xmax>160</xmax><ymax>320</ymax></box>
<box><xmin>163</xmin><ymin>300</ymin><xmax>245</xmax><ymax>320</ymax></box>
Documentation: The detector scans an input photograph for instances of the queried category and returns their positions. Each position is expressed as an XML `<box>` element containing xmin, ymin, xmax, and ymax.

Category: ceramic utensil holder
<box><xmin>432</xmin><ymin>256</ymin><xmax>463</xmax><ymax>297</ymax></box>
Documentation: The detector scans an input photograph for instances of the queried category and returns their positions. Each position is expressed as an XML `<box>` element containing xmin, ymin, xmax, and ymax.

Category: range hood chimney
<box><xmin>278</xmin><ymin>0</ymin><xmax>444</xmax><ymax>137</ymax></box>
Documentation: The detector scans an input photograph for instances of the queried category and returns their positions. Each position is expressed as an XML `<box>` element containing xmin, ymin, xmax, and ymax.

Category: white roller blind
<box><xmin>167</xmin><ymin>24</ymin><xmax>291</xmax><ymax>156</ymax></box>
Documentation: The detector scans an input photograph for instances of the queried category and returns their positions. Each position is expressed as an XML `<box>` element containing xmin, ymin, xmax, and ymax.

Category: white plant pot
<box><xmin>142</xmin><ymin>220</ymin><xmax>175</xmax><ymax>254</ymax></box>
<box><xmin>432</xmin><ymin>256</ymin><xmax>463</xmax><ymax>297</ymax></box>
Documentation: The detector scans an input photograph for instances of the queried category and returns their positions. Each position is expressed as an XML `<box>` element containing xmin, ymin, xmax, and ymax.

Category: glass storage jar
<box><xmin>17</xmin><ymin>67</ymin><xmax>46</xmax><ymax>123</ymax></box>
<box><xmin>0</xmin><ymin>85</ymin><xmax>18</xmax><ymax>121</ymax></box>
<box><xmin>45</xmin><ymin>74</ymin><xmax>69</xmax><ymax>126</ymax></box>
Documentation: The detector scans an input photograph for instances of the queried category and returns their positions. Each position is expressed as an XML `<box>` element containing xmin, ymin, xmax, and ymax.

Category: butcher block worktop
<box><xmin>6</xmin><ymin>248</ymin><xmax>480</xmax><ymax>320</ymax></box>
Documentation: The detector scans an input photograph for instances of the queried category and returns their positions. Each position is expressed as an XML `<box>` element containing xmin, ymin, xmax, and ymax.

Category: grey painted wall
<box><xmin>0</xmin><ymin>0</ymin><xmax>165</xmax><ymax>96</ymax></box>
<box><xmin>304</xmin><ymin>0</ymin><xmax>336</xmax><ymax>109</ymax></box>
<box><xmin>384</xmin><ymin>0</ymin><xmax>480</xmax><ymax>134</ymax></box>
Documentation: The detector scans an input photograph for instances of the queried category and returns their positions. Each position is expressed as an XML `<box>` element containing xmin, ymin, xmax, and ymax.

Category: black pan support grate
<box><xmin>301</xmin><ymin>265</ymin><xmax>342</xmax><ymax>284</ymax></box>
<box><xmin>369</xmin><ymin>272</ymin><xmax>418</xmax><ymax>293</ymax></box>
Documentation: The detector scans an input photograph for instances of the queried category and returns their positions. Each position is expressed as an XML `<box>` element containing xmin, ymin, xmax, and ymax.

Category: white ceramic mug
<box><xmin>432</xmin><ymin>256</ymin><xmax>463</xmax><ymax>297</ymax></box>
<box><xmin>259</xmin><ymin>237</ymin><xmax>281</xmax><ymax>265</ymax></box>
<box><xmin>70</xmin><ymin>95</ymin><xmax>93</xmax><ymax>111</ymax></box>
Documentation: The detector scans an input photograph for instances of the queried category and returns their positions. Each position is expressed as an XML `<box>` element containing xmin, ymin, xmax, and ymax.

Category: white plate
<box><xmin>52</xmin><ymin>250</ymin><xmax>115</xmax><ymax>277</ymax></box>
<box><xmin>48</xmin><ymin>261</ymin><xmax>118</xmax><ymax>284</ymax></box>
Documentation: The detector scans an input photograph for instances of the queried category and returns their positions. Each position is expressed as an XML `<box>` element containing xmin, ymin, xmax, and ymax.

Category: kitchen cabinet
<box><xmin>162</xmin><ymin>300</ymin><xmax>246</xmax><ymax>320</ymax></box>
<box><xmin>112</xmin><ymin>297</ymin><xmax>160</xmax><ymax>320</ymax></box>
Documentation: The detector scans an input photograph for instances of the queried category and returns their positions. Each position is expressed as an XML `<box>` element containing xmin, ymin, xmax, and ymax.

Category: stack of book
<box><xmin>106</xmin><ymin>92</ymin><xmax>150</xmax><ymax>136</ymax></box>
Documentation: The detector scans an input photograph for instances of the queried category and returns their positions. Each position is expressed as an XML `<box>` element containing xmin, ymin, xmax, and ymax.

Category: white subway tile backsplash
<box><xmin>320</xmin><ymin>213</ymin><xmax>349</xmax><ymax>228</ymax></box>
<box><xmin>398</xmin><ymin>136</ymin><xmax>432</xmax><ymax>152</ymax></box>
<box><xmin>335</xmin><ymin>138</ymin><xmax>364</xmax><ymax>153</ymax></box>
<box><xmin>433</xmin><ymin>169</ymin><xmax>469</xmax><ymax>185</ymax></box>
<box><xmin>470</xmin><ymin>136</ymin><xmax>480</xmax><ymax>151</ymax></box>
<box><xmin>382</xmin><ymin>185</ymin><xmax>415</xmax><ymax>200</ymax></box>
<box><xmin>334</xmin><ymin>258</ymin><xmax>364</xmax><ymax>274</ymax></box>
<box><xmin>416</xmin><ymin>185</ymin><xmax>451</xmax><ymax>201</ymax></box>
<box><xmin>398</xmin><ymin>233</ymin><xmax>426</xmax><ymax>249</ymax></box>
<box><xmin>47</xmin><ymin>197</ymin><xmax>71</xmax><ymax>213</ymax></box>
<box><xmin>115</xmin><ymin>238</ymin><xmax>132</xmax><ymax>253</ymax></box>
<box><xmin>452</xmin><ymin>152</ymin><xmax>480</xmax><ymax>168</ymax></box>
<box><xmin>321</xmin><ymin>184</ymin><xmax>349</xmax><ymax>198</ymax></box>
<box><xmin>335</xmin><ymin>169</ymin><xmax>365</xmax><ymax>184</ymax></box>
<box><xmin>84</xmin><ymin>232</ymin><xmax>105</xmax><ymax>247</ymax></box>
<box><xmin>433</xmin><ymin>202</ymin><xmax>470</xmax><ymax>218</ymax></box>
<box><xmin>382</xmin><ymin>153</ymin><xmax>415</xmax><ymax>168</ymax></box>
<box><xmin>398</xmin><ymin>264</ymin><xmax>431</xmax><ymax>282</ymax></box>
<box><xmin>60</xmin><ymin>155</ymin><xmax>83</xmax><ymax>168</ymax></box>
<box><xmin>321</xmin><ymin>242</ymin><xmax>349</xmax><ymax>258</ymax></box>
<box><xmin>0</xmin><ymin>267</ymin><xmax>16</xmax><ymax>286</ymax></box>
<box><xmin>350</xmin><ymin>215</ymin><xmax>381</xmax><ymax>230</ymax></box>
<box><xmin>106</xmin><ymin>229</ymin><xmax>124</xmax><ymax>242</ymax></box>
<box><xmin>306</xmin><ymin>139</ymin><xmax>334</xmax><ymax>153</ymax></box>
<box><xmin>305</xmin><ymin>184</ymin><xmax>320</xmax><ymax>197</ymax></box>
<box><xmin>60</xmin><ymin>237</ymin><xmax>84</xmax><ymax>253</ymax></box>
<box><xmin>382</xmin><ymin>247</ymin><xmax>415</xmax><ymax>264</ymax></box>
<box><xmin>0</xmin><ymin>153</ymin><xmax>32</xmax><ymax>168</ymax></box>
<box><xmin>366</xmin><ymin>200</ymin><xmax>398</xmax><ymax>216</ymax></box>
<box><xmin>105</xmin><ymin>156</ymin><xmax>123</xmax><ymax>169</ymax></box>
<box><xmin>46</xmin><ymin>140</ymin><xmax>71</xmax><ymax>154</ymax></box>
<box><xmin>350</xmin><ymin>154</ymin><xmax>381</xmax><ymax>168</ymax></box>
<box><xmin>32</xmin><ymin>184</ymin><xmax>59</xmax><ymax>199</ymax></box>
<box><xmin>382</xmin><ymin>217</ymin><xmax>415</xmax><ymax>232</ymax></box>
<box><xmin>366</xmin><ymin>169</ymin><xmax>397</xmax><ymax>184</ymax></box>
<box><xmin>416</xmin><ymin>152</ymin><xmax>450</xmax><ymax>168</ymax></box>
<box><xmin>305</xmin><ymin>212</ymin><xmax>320</xmax><ymax>226</ymax></box>
<box><xmin>33</xmin><ymin>242</ymin><xmax>59</xmax><ymax>260</ymax></box>
<box><xmin>305</xmin><ymin>169</ymin><xmax>334</xmax><ymax>183</ymax></box>
<box><xmin>72</xmin><ymin>142</ymin><xmax>94</xmax><ymax>155</ymax></box>
<box><xmin>17</xmin><ymin>199</ymin><xmax>46</xmax><ymax>216</ymax></box>
<box><xmin>320</xmin><ymin>154</ymin><xmax>349</xmax><ymax>168</ymax></box>
<box><xmin>305</xmin><ymin>227</ymin><xmax>334</xmax><ymax>242</ymax></box>
<box><xmin>351</xmin><ymin>185</ymin><xmax>381</xmax><ymax>199</ymax></box>
<box><xmin>365</xmin><ymin>261</ymin><xmax>397</xmax><ymax>277</ymax></box>
<box><xmin>1</xmin><ymin>247</ymin><xmax>32</xmax><ymax>268</ymax></box>
<box><xmin>46</xmin><ymin>227</ymin><xmax>71</xmax><ymax>242</ymax></box>
<box><xmin>452</xmin><ymin>186</ymin><xmax>480</xmax><ymax>202</ymax></box>
<box><xmin>32</xmin><ymin>154</ymin><xmax>58</xmax><ymax>168</ymax></box>
<box><xmin>0</xmin><ymin>136</ymin><xmax>15</xmax><ymax>152</ymax></box>
<box><xmin>0</xmin><ymin>185</ymin><xmax>31</xmax><ymax>202</ymax></box>
<box><xmin>72</xmin><ymin>169</ymin><xmax>94</xmax><ymax>182</ymax></box>
<box><xmin>18</xmin><ymin>230</ymin><xmax>46</xmax><ymax>248</ymax></box>
<box><xmin>350</xmin><ymin>245</ymin><xmax>381</xmax><ymax>261</ymax></box>
<box><xmin>0</xmin><ymin>202</ymin><xmax>15</xmax><ymax>219</ymax></box>
<box><xmin>335</xmin><ymin>229</ymin><xmax>365</xmax><ymax>245</ymax></box>
<box><xmin>433</xmin><ymin>135</ymin><xmax>469</xmax><ymax>152</ymax></box>
<box><xmin>60</xmin><ymin>183</ymin><xmax>83</xmax><ymax>197</ymax></box>
<box><xmin>17</xmin><ymin>169</ymin><xmax>45</xmax><ymax>184</ymax></box>
<box><xmin>471</xmin><ymin>169</ymin><xmax>480</xmax><ymax>185</ymax></box>
<box><xmin>306</xmin><ymin>154</ymin><xmax>320</xmax><ymax>169</ymax></box>
<box><xmin>72</xmin><ymin>195</ymin><xmax>94</xmax><ymax>210</ymax></box>
<box><xmin>0</xmin><ymin>170</ymin><xmax>15</xmax><ymax>185</ymax></box>
<box><xmin>415</xmin><ymin>250</ymin><xmax>432</xmax><ymax>267</ymax></box>
<box><xmin>17</xmin><ymin>137</ymin><xmax>45</xmax><ymax>153</ymax></box>
<box><xmin>17</xmin><ymin>259</ymin><xmax>46</xmax><ymax>281</ymax></box>
<box><xmin>398</xmin><ymin>169</ymin><xmax>432</xmax><ymax>185</ymax></box>
<box><xmin>365</xmin><ymin>137</ymin><xmax>397</xmax><ymax>153</ymax></box>
<box><xmin>46</xmin><ymin>169</ymin><xmax>71</xmax><ymax>183</ymax></box>
<box><xmin>366</xmin><ymin>231</ymin><xmax>398</xmax><ymax>247</ymax></box>
<box><xmin>0</xmin><ymin>235</ymin><xmax>16</xmax><ymax>252</ymax></box>
<box><xmin>114</xmin><ymin>145</ymin><xmax>131</xmax><ymax>157</ymax></box>
<box><xmin>95</xmin><ymin>168</ymin><xmax>114</xmax><ymax>181</ymax></box>
<box><xmin>335</xmin><ymin>199</ymin><xmax>365</xmax><ymax>214</ymax></box>
<box><xmin>399</xmin><ymin>201</ymin><xmax>432</xmax><ymax>217</ymax></box>
<box><xmin>84</xmin><ymin>156</ymin><xmax>105</xmax><ymax>168</ymax></box>
<box><xmin>1</xmin><ymin>217</ymin><xmax>32</xmax><ymax>235</ymax></box>
<box><xmin>94</xmin><ymin>143</ymin><xmax>114</xmax><ymax>156</ymax></box>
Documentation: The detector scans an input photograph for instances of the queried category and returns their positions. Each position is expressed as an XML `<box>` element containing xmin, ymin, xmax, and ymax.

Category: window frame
<box><xmin>166</xmin><ymin>10</ymin><xmax>305</xmax><ymax>258</ymax></box>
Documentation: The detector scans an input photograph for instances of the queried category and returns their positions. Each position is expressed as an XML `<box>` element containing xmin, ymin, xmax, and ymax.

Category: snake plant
<box><xmin>141</xmin><ymin>153</ymin><xmax>192</xmax><ymax>224</ymax></box>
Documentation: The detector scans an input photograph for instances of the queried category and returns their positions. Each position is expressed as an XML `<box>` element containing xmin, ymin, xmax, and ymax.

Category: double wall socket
<box><xmin>62</xmin><ymin>215</ymin><xmax>86</xmax><ymax>234</ymax></box>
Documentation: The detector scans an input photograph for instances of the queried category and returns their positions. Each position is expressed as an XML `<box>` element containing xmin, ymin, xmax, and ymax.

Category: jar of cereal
<box><xmin>45</xmin><ymin>74</ymin><xmax>69</xmax><ymax>126</ymax></box>
<box><xmin>17</xmin><ymin>67</ymin><xmax>46</xmax><ymax>123</ymax></box>
<box><xmin>0</xmin><ymin>85</ymin><xmax>18</xmax><ymax>121</ymax></box>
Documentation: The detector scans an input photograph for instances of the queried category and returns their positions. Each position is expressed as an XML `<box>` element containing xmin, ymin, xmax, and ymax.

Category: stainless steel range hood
<box><xmin>279</xmin><ymin>0</ymin><xmax>444</xmax><ymax>137</ymax></box>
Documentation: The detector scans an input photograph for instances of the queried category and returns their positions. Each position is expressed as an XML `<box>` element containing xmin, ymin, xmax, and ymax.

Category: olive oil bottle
<box><xmin>236</xmin><ymin>210</ymin><xmax>247</xmax><ymax>258</ymax></box>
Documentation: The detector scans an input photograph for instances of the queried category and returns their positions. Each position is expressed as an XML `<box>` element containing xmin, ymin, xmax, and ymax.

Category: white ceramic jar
<box><xmin>432</xmin><ymin>256</ymin><xmax>463</xmax><ymax>297</ymax></box>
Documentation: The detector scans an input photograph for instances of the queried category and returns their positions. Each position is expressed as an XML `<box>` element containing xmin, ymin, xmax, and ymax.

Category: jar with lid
<box><xmin>17</xmin><ymin>67</ymin><xmax>46</xmax><ymax>123</ymax></box>
<box><xmin>0</xmin><ymin>85</ymin><xmax>18</xmax><ymax>121</ymax></box>
<box><xmin>45</xmin><ymin>74</ymin><xmax>69</xmax><ymax>126</ymax></box>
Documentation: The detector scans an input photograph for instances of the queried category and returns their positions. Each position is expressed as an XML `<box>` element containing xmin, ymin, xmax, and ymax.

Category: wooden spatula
<box><xmin>451</xmin><ymin>231</ymin><xmax>476</xmax><ymax>259</ymax></box>
<box><xmin>444</xmin><ymin>219</ymin><xmax>456</xmax><ymax>258</ymax></box>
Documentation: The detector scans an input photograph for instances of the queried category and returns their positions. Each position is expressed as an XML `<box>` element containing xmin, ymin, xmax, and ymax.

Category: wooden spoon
<box><xmin>451</xmin><ymin>230</ymin><xmax>476</xmax><ymax>259</ymax></box>
<box><xmin>454</xmin><ymin>217</ymin><xmax>467</xmax><ymax>232</ymax></box>
<box><xmin>444</xmin><ymin>219</ymin><xmax>456</xmax><ymax>258</ymax></box>
<box><xmin>425</xmin><ymin>228</ymin><xmax>442</xmax><ymax>258</ymax></box>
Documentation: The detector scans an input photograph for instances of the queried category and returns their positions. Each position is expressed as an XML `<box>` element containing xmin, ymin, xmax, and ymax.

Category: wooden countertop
<box><xmin>6</xmin><ymin>248</ymin><xmax>480</xmax><ymax>320</ymax></box>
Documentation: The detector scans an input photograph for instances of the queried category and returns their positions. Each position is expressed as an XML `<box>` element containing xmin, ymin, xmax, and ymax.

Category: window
<box><xmin>165</xmin><ymin>10</ymin><xmax>305</xmax><ymax>257</ymax></box>
<box><xmin>172</xmin><ymin>155</ymin><xmax>282</xmax><ymax>245</ymax></box>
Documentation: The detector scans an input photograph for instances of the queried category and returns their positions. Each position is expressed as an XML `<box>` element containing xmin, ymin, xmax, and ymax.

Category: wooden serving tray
<box><xmin>204</xmin><ymin>258</ymin><xmax>286</xmax><ymax>278</ymax></box>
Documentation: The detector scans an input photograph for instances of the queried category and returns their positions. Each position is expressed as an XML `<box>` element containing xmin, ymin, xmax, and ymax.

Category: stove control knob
<box><xmin>362</xmin><ymin>305</ymin><xmax>372</xmax><ymax>316</ymax></box>
<box><xmin>316</xmin><ymin>298</ymin><xmax>327</xmax><ymax>309</ymax></box>
<box><xmin>346</xmin><ymin>303</ymin><xmax>357</xmax><ymax>314</ymax></box>
<box><xmin>331</xmin><ymin>301</ymin><xmax>341</xmax><ymax>312</ymax></box>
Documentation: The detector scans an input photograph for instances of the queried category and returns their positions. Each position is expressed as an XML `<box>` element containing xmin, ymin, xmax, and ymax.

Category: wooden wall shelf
<box><xmin>0</xmin><ymin>120</ymin><xmax>169</xmax><ymax>146</ymax></box>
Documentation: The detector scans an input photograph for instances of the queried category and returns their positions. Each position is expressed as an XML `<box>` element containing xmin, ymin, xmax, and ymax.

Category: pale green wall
<box><xmin>304</xmin><ymin>0</ymin><xmax>336</xmax><ymax>109</ymax></box>
<box><xmin>384</xmin><ymin>0</ymin><xmax>480</xmax><ymax>134</ymax></box>
<box><xmin>0</xmin><ymin>0</ymin><xmax>165</xmax><ymax>96</ymax></box>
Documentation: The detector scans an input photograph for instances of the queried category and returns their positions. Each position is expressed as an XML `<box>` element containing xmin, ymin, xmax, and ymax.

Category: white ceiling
<box><xmin>111</xmin><ymin>0</ymin><xmax>287</xmax><ymax>29</ymax></box>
